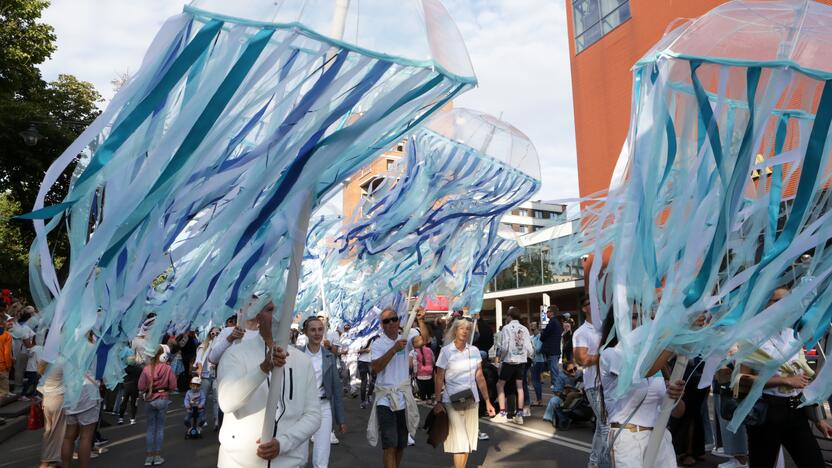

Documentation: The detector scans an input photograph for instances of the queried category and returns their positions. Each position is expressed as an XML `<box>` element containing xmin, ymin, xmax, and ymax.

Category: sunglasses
<box><xmin>455</xmin><ymin>316</ymin><xmax>474</xmax><ymax>322</ymax></box>
<box><xmin>565</xmin><ymin>367</ymin><xmax>576</xmax><ymax>372</ymax></box>
<box><xmin>382</xmin><ymin>316</ymin><xmax>400</xmax><ymax>325</ymax></box>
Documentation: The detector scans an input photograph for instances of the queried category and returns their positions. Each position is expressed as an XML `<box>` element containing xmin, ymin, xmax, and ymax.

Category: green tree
<box><xmin>0</xmin><ymin>0</ymin><xmax>101</xmax><ymax>298</ymax></box>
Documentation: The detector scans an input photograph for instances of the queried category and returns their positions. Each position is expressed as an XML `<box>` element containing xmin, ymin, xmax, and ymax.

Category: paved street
<box><xmin>2</xmin><ymin>392</ymin><xmax>740</xmax><ymax>468</ymax></box>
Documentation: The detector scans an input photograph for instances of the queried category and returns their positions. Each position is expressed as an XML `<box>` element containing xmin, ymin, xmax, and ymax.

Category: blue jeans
<box><xmin>531</xmin><ymin>361</ymin><xmax>544</xmax><ymax>402</ymax></box>
<box><xmin>546</xmin><ymin>354</ymin><xmax>562</xmax><ymax>392</ymax></box>
<box><xmin>586</xmin><ymin>387</ymin><xmax>610</xmax><ymax>468</ymax></box>
<box><xmin>184</xmin><ymin>406</ymin><xmax>205</xmax><ymax>428</ymax></box>
<box><xmin>146</xmin><ymin>398</ymin><xmax>171</xmax><ymax>453</ymax></box>
<box><xmin>543</xmin><ymin>395</ymin><xmax>561</xmax><ymax>422</ymax></box>
<box><xmin>200</xmin><ymin>376</ymin><xmax>218</xmax><ymax>426</ymax></box>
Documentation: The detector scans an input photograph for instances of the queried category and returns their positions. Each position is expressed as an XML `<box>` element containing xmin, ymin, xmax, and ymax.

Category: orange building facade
<box><xmin>565</xmin><ymin>0</ymin><xmax>832</xmax><ymax>198</ymax></box>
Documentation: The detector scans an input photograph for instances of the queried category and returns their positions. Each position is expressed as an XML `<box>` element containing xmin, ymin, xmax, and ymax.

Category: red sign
<box><xmin>424</xmin><ymin>295</ymin><xmax>449</xmax><ymax>311</ymax></box>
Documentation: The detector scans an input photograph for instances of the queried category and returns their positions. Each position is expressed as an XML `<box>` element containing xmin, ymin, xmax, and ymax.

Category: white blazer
<box><xmin>217</xmin><ymin>335</ymin><xmax>321</xmax><ymax>468</ymax></box>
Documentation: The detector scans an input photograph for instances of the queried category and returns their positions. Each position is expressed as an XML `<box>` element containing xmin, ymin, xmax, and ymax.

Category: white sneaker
<box><xmin>330</xmin><ymin>432</ymin><xmax>340</xmax><ymax>445</ymax></box>
<box><xmin>491</xmin><ymin>412</ymin><xmax>508</xmax><ymax>423</ymax></box>
<box><xmin>407</xmin><ymin>434</ymin><xmax>415</xmax><ymax>446</ymax></box>
<box><xmin>717</xmin><ymin>460</ymin><xmax>747</xmax><ymax>468</ymax></box>
<box><xmin>478</xmin><ymin>432</ymin><xmax>489</xmax><ymax>440</ymax></box>
<box><xmin>130</xmin><ymin>418</ymin><xmax>136</xmax><ymax>425</ymax></box>
<box><xmin>144</xmin><ymin>456</ymin><xmax>153</xmax><ymax>467</ymax></box>
<box><xmin>513</xmin><ymin>414</ymin><xmax>524</xmax><ymax>425</ymax></box>
<box><xmin>153</xmin><ymin>455</ymin><xmax>165</xmax><ymax>465</ymax></box>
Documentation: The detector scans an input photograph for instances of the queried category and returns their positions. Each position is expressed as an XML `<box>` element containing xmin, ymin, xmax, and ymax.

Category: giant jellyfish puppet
<box><xmin>561</xmin><ymin>0</ymin><xmax>832</xmax><ymax>442</ymax></box>
<box><xmin>20</xmin><ymin>0</ymin><xmax>476</xmax><ymax>416</ymax></box>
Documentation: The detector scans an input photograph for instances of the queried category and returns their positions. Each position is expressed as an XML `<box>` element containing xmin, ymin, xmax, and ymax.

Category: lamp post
<box><xmin>19</xmin><ymin>124</ymin><xmax>43</xmax><ymax>146</ymax></box>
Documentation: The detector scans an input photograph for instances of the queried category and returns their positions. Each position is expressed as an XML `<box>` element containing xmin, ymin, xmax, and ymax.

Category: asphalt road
<box><xmin>0</xmin><ymin>392</ymin><xmax>776</xmax><ymax>467</ymax></box>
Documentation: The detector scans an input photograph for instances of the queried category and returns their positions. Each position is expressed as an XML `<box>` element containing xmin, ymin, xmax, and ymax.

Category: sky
<box><xmin>38</xmin><ymin>0</ymin><xmax>579</xmax><ymax>204</ymax></box>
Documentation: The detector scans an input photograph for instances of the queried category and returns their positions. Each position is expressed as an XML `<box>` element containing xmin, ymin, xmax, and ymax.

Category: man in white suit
<box><xmin>217</xmin><ymin>302</ymin><xmax>321</xmax><ymax>467</ymax></box>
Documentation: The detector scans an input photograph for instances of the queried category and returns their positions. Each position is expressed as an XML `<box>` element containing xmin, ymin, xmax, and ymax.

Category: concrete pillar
<box><xmin>495</xmin><ymin>299</ymin><xmax>503</xmax><ymax>328</ymax></box>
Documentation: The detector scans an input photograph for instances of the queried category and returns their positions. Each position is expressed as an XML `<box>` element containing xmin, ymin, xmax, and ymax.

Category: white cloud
<box><xmin>38</xmin><ymin>0</ymin><xmax>578</xmax><ymax>202</ymax></box>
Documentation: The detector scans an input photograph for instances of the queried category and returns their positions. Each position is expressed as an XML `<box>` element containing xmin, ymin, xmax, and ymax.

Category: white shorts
<box><xmin>610</xmin><ymin>428</ymin><xmax>675</xmax><ymax>468</ymax></box>
<box><xmin>444</xmin><ymin>402</ymin><xmax>479</xmax><ymax>454</ymax></box>
<box><xmin>66</xmin><ymin>405</ymin><xmax>100</xmax><ymax>427</ymax></box>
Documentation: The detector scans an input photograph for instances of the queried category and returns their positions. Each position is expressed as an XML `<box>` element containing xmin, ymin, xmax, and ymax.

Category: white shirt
<box><xmin>296</xmin><ymin>334</ymin><xmax>308</xmax><ymax>348</ymax></box>
<box><xmin>498</xmin><ymin>320</ymin><xmax>534</xmax><ymax>364</ymax></box>
<box><xmin>436</xmin><ymin>343</ymin><xmax>481</xmax><ymax>404</ymax></box>
<box><xmin>370</xmin><ymin>328</ymin><xmax>419</xmax><ymax>407</ymax></box>
<box><xmin>25</xmin><ymin>345</ymin><xmax>42</xmax><ymax>372</ymax></box>
<box><xmin>207</xmin><ymin>327</ymin><xmax>258</xmax><ymax>365</ymax></box>
<box><xmin>600</xmin><ymin>347</ymin><xmax>665</xmax><ymax>427</ymax></box>
<box><xmin>357</xmin><ymin>337</ymin><xmax>373</xmax><ymax>363</ymax></box>
<box><xmin>305</xmin><ymin>347</ymin><xmax>325</xmax><ymax>398</ymax></box>
<box><xmin>573</xmin><ymin>321</ymin><xmax>601</xmax><ymax>389</ymax></box>
<box><xmin>759</xmin><ymin>328</ymin><xmax>804</xmax><ymax>397</ymax></box>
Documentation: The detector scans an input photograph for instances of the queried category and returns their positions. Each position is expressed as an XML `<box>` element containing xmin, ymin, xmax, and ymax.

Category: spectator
<box><xmin>21</xmin><ymin>337</ymin><xmax>41</xmax><ymax>398</ymax></box>
<box><xmin>183</xmin><ymin>377</ymin><xmax>206</xmax><ymax>432</ymax></box>
<box><xmin>540</xmin><ymin>305</ymin><xmax>563</xmax><ymax>392</ymax></box>
<box><xmin>38</xmin><ymin>358</ymin><xmax>65</xmax><ymax>468</ymax></box>
<box><xmin>561</xmin><ymin>313</ymin><xmax>574</xmax><ymax>363</ymax></box>
<box><xmin>411</xmin><ymin>335</ymin><xmax>435</xmax><ymax>404</ymax></box>
<box><xmin>472</xmin><ymin>317</ymin><xmax>493</xmax><ymax>362</ymax></box>
<box><xmin>357</xmin><ymin>335</ymin><xmax>378</xmax><ymax>409</ymax></box>
<box><xmin>62</xmin><ymin>332</ymin><xmax>101</xmax><ymax>468</ymax></box>
<box><xmin>193</xmin><ymin>327</ymin><xmax>221</xmax><ymax>430</ymax></box>
<box><xmin>573</xmin><ymin>296</ymin><xmax>608</xmax><ymax>468</ymax></box>
<box><xmin>11</xmin><ymin>307</ymin><xmax>35</xmax><ymax>393</ymax></box>
<box><xmin>492</xmin><ymin>307</ymin><xmax>534</xmax><ymax>425</ymax></box>
<box><xmin>138</xmin><ymin>345</ymin><xmax>178</xmax><ymax>466</ymax></box>
<box><xmin>433</xmin><ymin>317</ymin><xmax>496</xmax><ymax>468</ymax></box>
<box><xmin>543</xmin><ymin>362</ymin><xmax>581</xmax><ymax>428</ymax></box>
<box><xmin>118</xmin><ymin>355</ymin><xmax>142</xmax><ymax>425</ymax></box>
<box><xmin>529</xmin><ymin>323</ymin><xmax>545</xmax><ymax>407</ymax></box>
<box><xmin>0</xmin><ymin>316</ymin><xmax>14</xmax><ymax>400</ymax></box>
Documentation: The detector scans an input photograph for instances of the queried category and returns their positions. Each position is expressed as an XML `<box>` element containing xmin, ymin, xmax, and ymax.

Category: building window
<box><xmin>386</xmin><ymin>159</ymin><xmax>395</xmax><ymax>171</ymax></box>
<box><xmin>518</xmin><ymin>209</ymin><xmax>529</xmax><ymax>217</ymax></box>
<box><xmin>573</xmin><ymin>0</ymin><xmax>630</xmax><ymax>53</ymax></box>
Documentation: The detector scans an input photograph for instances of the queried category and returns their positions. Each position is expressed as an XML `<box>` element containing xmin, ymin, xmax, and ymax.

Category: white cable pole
<box><xmin>643</xmin><ymin>355</ymin><xmax>687</xmax><ymax>467</ymax></box>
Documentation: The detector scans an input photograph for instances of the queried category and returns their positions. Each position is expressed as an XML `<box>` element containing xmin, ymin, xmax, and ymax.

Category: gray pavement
<box><xmin>0</xmin><ymin>393</ymin><xmax>749</xmax><ymax>467</ymax></box>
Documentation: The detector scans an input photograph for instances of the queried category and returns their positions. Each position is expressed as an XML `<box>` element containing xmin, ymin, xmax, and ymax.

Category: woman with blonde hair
<box><xmin>433</xmin><ymin>317</ymin><xmax>496</xmax><ymax>468</ymax></box>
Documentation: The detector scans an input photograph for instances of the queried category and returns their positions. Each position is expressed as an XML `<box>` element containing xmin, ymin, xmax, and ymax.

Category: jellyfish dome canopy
<box><xmin>424</xmin><ymin>107</ymin><xmax>541</xmax><ymax>181</ymax></box>
<box><xmin>637</xmin><ymin>0</ymin><xmax>832</xmax><ymax>78</ymax></box>
<box><xmin>188</xmin><ymin>0</ymin><xmax>475</xmax><ymax>81</ymax></box>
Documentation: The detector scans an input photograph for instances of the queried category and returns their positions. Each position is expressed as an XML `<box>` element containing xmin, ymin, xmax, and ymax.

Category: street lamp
<box><xmin>19</xmin><ymin>124</ymin><xmax>44</xmax><ymax>146</ymax></box>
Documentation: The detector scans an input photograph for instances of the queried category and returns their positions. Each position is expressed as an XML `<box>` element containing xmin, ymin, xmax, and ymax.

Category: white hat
<box><xmin>190</xmin><ymin>376</ymin><xmax>202</xmax><ymax>385</ymax></box>
<box><xmin>562</xmin><ymin>312</ymin><xmax>571</xmax><ymax>318</ymax></box>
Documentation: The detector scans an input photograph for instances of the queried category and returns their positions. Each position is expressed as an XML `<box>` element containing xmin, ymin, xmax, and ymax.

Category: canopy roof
<box><xmin>637</xmin><ymin>0</ymin><xmax>832</xmax><ymax>78</ymax></box>
<box><xmin>424</xmin><ymin>107</ymin><xmax>541</xmax><ymax>181</ymax></box>
<box><xmin>187</xmin><ymin>0</ymin><xmax>475</xmax><ymax>82</ymax></box>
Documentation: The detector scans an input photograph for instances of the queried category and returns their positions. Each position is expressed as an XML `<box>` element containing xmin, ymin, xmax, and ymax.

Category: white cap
<box><xmin>191</xmin><ymin>376</ymin><xmax>202</xmax><ymax>385</ymax></box>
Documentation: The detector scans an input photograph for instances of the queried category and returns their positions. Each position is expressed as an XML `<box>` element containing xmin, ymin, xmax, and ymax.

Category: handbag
<box><xmin>718</xmin><ymin>382</ymin><xmax>768</xmax><ymax>426</ymax></box>
<box><xmin>448</xmin><ymin>347</ymin><xmax>477</xmax><ymax>410</ymax></box>
<box><xmin>27</xmin><ymin>399</ymin><xmax>44</xmax><ymax>430</ymax></box>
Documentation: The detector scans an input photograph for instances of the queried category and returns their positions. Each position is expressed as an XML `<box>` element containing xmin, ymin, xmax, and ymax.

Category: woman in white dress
<box><xmin>433</xmin><ymin>317</ymin><xmax>496</xmax><ymax>468</ymax></box>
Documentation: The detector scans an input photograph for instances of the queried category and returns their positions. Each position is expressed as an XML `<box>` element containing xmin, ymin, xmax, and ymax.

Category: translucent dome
<box><xmin>186</xmin><ymin>0</ymin><xmax>475</xmax><ymax>82</ymax></box>
<box><xmin>423</xmin><ymin>108</ymin><xmax>541</xmax><ymax>182</ymax></box>
<box><xmin>637</xmin><ymin>0</ymin><xmax>832</xmax><ymax>78</ymax></box>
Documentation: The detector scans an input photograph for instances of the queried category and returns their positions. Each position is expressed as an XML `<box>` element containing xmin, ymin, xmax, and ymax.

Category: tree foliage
<box><xmin>0</xmin><ymin>0</ymin><xmax>101</xmax><ymax>297</ymax></box>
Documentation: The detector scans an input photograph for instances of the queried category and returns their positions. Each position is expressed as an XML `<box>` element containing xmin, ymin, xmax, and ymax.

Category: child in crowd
<box><xmin>410</xmin><ymin>335</ymin><xmax>435</xmax><ymax>404</ymax></box>
<box><xmin>21</xmin><ymin>337</ymin><xmax>42</xmax><ymax>398</ymax></box>
<box><xmin>183</xmin><ymin>377</ymin><xmax>205</xmax><ymax>435</ymax></box>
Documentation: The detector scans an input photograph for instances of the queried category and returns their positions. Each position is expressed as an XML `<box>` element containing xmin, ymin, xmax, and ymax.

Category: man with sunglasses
<box><xmin>367</xmin><ymin>307</ymin><xmax>430</xmax><ymax>468</ymax></box>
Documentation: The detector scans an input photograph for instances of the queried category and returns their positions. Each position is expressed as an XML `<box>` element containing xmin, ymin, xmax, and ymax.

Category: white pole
<box><xmin>317</xmin><ymin>259</ymin><xmax>329</xmax><ymax>317</ymax></box>
<box><xmin>643</xmin><ymin>356</ymin><xmax>688</xmax><ymax>467</ymax></box>
<box><xmin>401</xmin><ymin>293</ymin><xmax>420</xmax><ymax>338</ymax></box>
<box><xmin>260</xmin><ymin>188</ymin><xmax>314</xmax><ymax>442</ymax></box>
<box><xmin>260</xmin><ymin>0</ymin><xmax>350</xmax><ymax>442</ymax></box>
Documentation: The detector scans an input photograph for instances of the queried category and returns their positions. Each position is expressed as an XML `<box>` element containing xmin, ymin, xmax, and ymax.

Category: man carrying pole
<box><xmin>367</xmin><ymin>306</ymin><xmax>430</xmax><ymax>468</ymax></box>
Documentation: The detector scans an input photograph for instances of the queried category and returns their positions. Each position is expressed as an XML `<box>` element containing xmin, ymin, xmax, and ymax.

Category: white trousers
<box><xmin>610</xmin><ymin>428</ymin><xmax>676</xmax><ymax>468</ymax></box>
<box><xmin>312</xmin><ymin>399</ymin><xmax>333</xmax><ymax>468</ymax></box>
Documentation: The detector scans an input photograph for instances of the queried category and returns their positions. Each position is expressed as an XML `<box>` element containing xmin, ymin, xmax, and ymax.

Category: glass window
<box><xmin>573</xmin><ymin>0</ymin><xmax>630</xmax><ymax>53</ymax></box>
